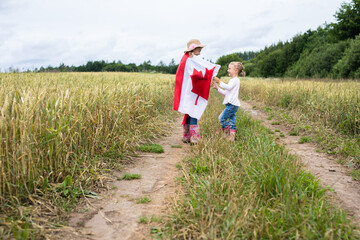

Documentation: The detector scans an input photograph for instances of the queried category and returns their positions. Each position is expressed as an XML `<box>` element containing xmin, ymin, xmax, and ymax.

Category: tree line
<box><xmin>34</xmin><ymin>59</ymin><xmax>179</xmax><ymax>74</ymax></box>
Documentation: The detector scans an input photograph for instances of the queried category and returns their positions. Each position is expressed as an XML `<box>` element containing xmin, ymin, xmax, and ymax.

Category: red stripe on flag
<box><xmin>195</xmin><ymin>95</ymin><xmax>199</xmax><ymax>105</ymax></box>
<box><xmin>173</xmin><ymin>53</ymin><xmax>189</xmax><ymax>111</ymax></box>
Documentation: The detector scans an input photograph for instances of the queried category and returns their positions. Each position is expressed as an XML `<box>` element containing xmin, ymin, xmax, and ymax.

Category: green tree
<box><xmin>168</xmin><ymin>58</ymin><xmax>178</xmax><ymax>74</ymax></box>
<box><xmin>259</xmin><ymin>49</ymin><xmax>286</xmax><ymax>77</ymax></box>
<box><xmin>331</xmin><ymin>0</ymin><xmax>360</xmax><ymax>40</ymax></box>
<box><xmin>139</xmin><ymin>60</ymin><xmax>152</xmax><ymax>72</ymax></box>
<box><xmin>215</xmin><ymin>53</ymin><xmax>242</xmax><ymax>77</ymax></box>
<box><xmin>126</xmin><ymin>63</ymin><xmax>138</xmax><ymax>72</ymax></box>
<box><xmin>287</xmin><ymin>41</ymin><xmax>348</xmax><ymax>78</ymax></box>
<box><xmin>85</xmin><ymin>60</ymin><xmax>106</xmax><ymax>72</ymax></box>
<box><xmin>237</xmin><ymin>51</ymin><xmax>258</xmax><ymax>61</ymax></box>
<box><xmin>332</xmin><ymin>34</ymin><xmax>360</xmax><ymax>78</ymax></box>
<box><xmin>156</xmin><ymin>61</ymin><xmax>167</xmax><ymax>73</ymax></box>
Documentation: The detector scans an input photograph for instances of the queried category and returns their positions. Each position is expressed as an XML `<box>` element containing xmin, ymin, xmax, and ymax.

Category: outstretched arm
<box><xmin>219</xmin><ymin>79</ymin><xmax>236</xmax><ymax>91</ymax></box>
<box><xmin>213</xmin><ymin>81</ymin><xmax>226</xmax><ymax>95</ymax></box>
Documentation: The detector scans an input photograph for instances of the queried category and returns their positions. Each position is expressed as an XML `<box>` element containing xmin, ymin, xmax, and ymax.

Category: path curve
<box><xmin>240</xmin><ymin>100</ymin><xmax>360</xmax><ymax>228</ymax></box>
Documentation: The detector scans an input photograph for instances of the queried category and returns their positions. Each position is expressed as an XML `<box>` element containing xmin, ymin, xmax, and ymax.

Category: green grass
<box><xmin>176</xmin><ymin>163</ymin><xmax>182</xmax><ymax>170</ymax></box>
<box><xmin>139</xmin><ymin>216</ymin><xmax>148</xmax><ymax>224</ymax></box>
<box><xmin>299</xmin><ymin>136</ymin><xmax>312</xmax><ymax>144</ymax></box>
<box><xmin>150</xmin><ymin>215</ymin><xmax>161</xmax><ymax>222</ymax></box>
<box><xmin>171</xmin><ymin>145</ymin><xmax>182</xmax><ymax>148</ymax></box>
<box><xmin>164</xmin><ymin>92</ymin><xmax>359</xmax><ymax>239</ymax></box>
<box><xmin>289</xmin><ymin>129</ymin><xmax>299</xmax><ymax>136</ymax></box>
<box><xmin>136</xmin><ymin>197</ymin><xmax>151</xmax><ymax>204</ymax></box>
<box><xmin>240</xmin><ymin>78</ymin><xmax>360</xmax><ymax>175</ymax></box>
<box><xmin>138</xmin><ymin>215</ymin><xmax>160</xmax><ymax>224</ymax></box>
<box><xmin>137</xmin><ymin>143</ymin><xmax>164</xmax><ymax>153</ymax></box>
<box><xmin>265</xmin><ymin>107</ymin><xmax>272</xmax><ymax>112</ymax></box>
<box><xmin>121</xmin><ymin>173</ymin><xmax>142</xmax><ymax>180</ymax></box>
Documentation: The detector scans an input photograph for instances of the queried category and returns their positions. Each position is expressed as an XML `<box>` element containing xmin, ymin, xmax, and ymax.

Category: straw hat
<box><xmin>184</xmin><ymin>39</ymin><xmax>206</xmax><ymax>53</ymax></box>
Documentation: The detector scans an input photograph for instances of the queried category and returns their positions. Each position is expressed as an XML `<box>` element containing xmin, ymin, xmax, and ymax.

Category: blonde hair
<box><xmin>230</xmin><ymin>61</ymin><xmax>246</xmax><ymax>77</ymax></box>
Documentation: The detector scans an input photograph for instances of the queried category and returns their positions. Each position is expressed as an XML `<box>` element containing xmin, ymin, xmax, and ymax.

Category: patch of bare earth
<box><xmin>55</xmin><ymin>117</ymin><xmax>188</xmax><ymax>240</ymax></box>
<box><xmin>240</xmin><ymin>100</ymin><xmax>360</xmax><ymax>228</ymax></box>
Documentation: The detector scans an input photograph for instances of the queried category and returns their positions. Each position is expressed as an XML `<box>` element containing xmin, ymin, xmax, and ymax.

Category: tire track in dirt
<box><xmin>59</xmin><ymin>117</ymin><xmax>187</xmax><ymax>240</ymax></box>
<box><xmin>240</xmin><ymin>100</ymin><xmax>360</xmax><ymax>228</ymax></box>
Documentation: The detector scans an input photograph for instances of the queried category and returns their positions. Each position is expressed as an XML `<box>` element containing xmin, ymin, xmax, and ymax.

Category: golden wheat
<box><xmin>0</xmin><ymin>72</ymin><xmax>175</xmax><ymax>205</ymax></box>
<box><xmin>240</xmin><ymin>78</ymin><xmax>360</xmax><ymax>136</ymax></box>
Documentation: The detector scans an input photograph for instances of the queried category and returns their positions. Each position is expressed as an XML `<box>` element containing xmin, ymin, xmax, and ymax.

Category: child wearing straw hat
<box><xmin>213</xmin><ymin>62</ymin><xmax>245</xmax><ymax>141</ymax></box>
<box><xmin>182</xmin><ymin>39</ymin><xmax>204</xmax><ymax>143</ymax></box>
<box><xmin>173</xmin><ymin>39</ymin><xmax>220</xmax><ymax>144</ymax></box>
<box><xmin>185</xmin><ymin>39</ymin><xmax>205</xmax><ymax>58</ymax></box>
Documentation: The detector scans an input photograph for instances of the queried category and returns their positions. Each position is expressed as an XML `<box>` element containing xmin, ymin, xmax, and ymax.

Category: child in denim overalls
<box><xmin>213</xmin><ymin>62</ymin><xmax>245</xmax><ymax>141</ymax></box>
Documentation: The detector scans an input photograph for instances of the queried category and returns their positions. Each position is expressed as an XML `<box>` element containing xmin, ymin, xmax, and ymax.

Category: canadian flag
<box><xmin>173</xmin><ymin>53</ymin><xmax>220</xmax><ymax>120</ymax></box>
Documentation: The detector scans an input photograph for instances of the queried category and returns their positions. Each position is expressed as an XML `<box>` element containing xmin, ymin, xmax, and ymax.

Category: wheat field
<box><xmin>1</xmin><ymin>73</ymin><xmax>359</xmax><ymax>239</ymax></box>
<box><xmin>0</xmin><ymin>72</ymin><xmax>175</xmax><ymax>206</ymax></box>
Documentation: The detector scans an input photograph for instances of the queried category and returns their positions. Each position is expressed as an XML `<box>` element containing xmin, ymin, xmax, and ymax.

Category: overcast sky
<box><xmin>0</xmin><ymin>0</ymin><xmax>351</xmax><ymax>71</ymax></box>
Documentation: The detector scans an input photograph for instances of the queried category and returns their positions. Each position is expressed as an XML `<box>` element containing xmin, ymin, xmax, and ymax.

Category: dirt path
<box><xmin>61</xmin><ymin>118</ymin><xmax>187</xmax><ymax>240</ymax></box>
<box><xmin>240</xmin><ymin>100</ymin><xmax>360</xmax><ymax>228</ymax></box>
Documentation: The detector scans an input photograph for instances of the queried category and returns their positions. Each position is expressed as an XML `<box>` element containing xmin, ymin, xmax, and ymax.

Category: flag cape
<box><xmin>173</xmin><ymin>53</ymin><xmax>220</xmax><ymax>120</ymax></box>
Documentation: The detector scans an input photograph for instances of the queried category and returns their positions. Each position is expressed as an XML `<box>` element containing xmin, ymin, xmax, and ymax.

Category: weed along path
<box><xmin>240</xmin><ymin>100</ymin><xmax>360</xmax><ymax>228</ymax></box>
<box><xmin>64</xmin><ymin>118</ymin><xmax>187</xmax><ymax>240</ymax></box>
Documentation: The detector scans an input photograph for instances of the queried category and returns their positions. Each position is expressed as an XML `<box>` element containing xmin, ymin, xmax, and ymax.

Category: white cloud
<box><xmin>0</xmin><ymin>0</ymin><xmax>352</xmax><ymax>71</ymax></box>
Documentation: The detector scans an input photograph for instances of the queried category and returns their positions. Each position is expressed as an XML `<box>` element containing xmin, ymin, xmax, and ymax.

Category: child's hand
<box><xmin>213</xmin><ymin>76</ymin><xmax>220</xmax><ymax>84</ymax></box>
<box><xmin>212</xmin><ymin>82</ymin><xmax>218</xmax><ymax>90</ymax></box>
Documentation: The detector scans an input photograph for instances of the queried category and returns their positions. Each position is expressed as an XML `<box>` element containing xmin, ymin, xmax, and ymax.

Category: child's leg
<box><xmin>182</xmin><ymin>115</ymin><xmax>191</xmax><ymax>143</ymax></box>
<box><xmin>188</xmin><ymin>116</ymin><xmax>198</xmax><ymax>125</ymax></box>
<box><xmin>182</xmin><ymin>124</ymin><xmax>191</xmax><ymax>143</ymax></box>
<box><xmin>218</xmin><ymin>104</ymin><xmax>232</xmax><ymax>129</ymax></box>
<box><xmin>186</xmin><ymin>115</ymin><xmax>200</xmax><ymax>144</ymax></box>
<box><xmin>190</xmin><ymin>124</ymin><xmax>200</xmax><ymax>144</ymax></box>
<box><xmin>218</xmin><ymin>111</ymin><xmax>226</xmax><ymax>129</ymax></box>
<box><xmin>228</xmin><ymin>105</ymin><xmax>239</xmax><ymax>141</ymax></box>
<box><xmin>228</xmin><ymin>105</ymin><xmax>239</xmax><ymax>130</ymax></box>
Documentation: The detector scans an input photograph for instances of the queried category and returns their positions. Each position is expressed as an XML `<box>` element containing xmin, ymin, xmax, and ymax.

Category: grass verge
<box><xmin>159</xmin><ymin>91</ymin><xmax>359</xmax><ymax>239</ymax></box>
<box><xmin>240</xmin><ymin>78</ymin><xmax>360</xmax><ymax>181</ymax></box>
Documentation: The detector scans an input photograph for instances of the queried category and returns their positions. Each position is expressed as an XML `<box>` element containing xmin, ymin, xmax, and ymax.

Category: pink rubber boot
<box><xmin>215</xmin><ymin>127</ymin><xmax>227</xmax><ymax>136</ymax></box>
<box><xmin>228</xmin><ymin>129</ymin><xmax>236</xmax><ymax>141</ymax></box>
<box><xmin>182</xmin><ymin>124</ymin><xmax>191</xmax><ymax>143</ymax></box>
<box><xmin>190</xmin><ymin>125</ymin><xmax>200</xmax><ymax>144</ymax></box>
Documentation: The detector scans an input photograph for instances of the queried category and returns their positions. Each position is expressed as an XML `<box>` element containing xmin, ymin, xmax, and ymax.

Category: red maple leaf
<box><xmin>190</xmin><ymin>67</ymin><xmax>215</xmax><ymax>105</ymax></box>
